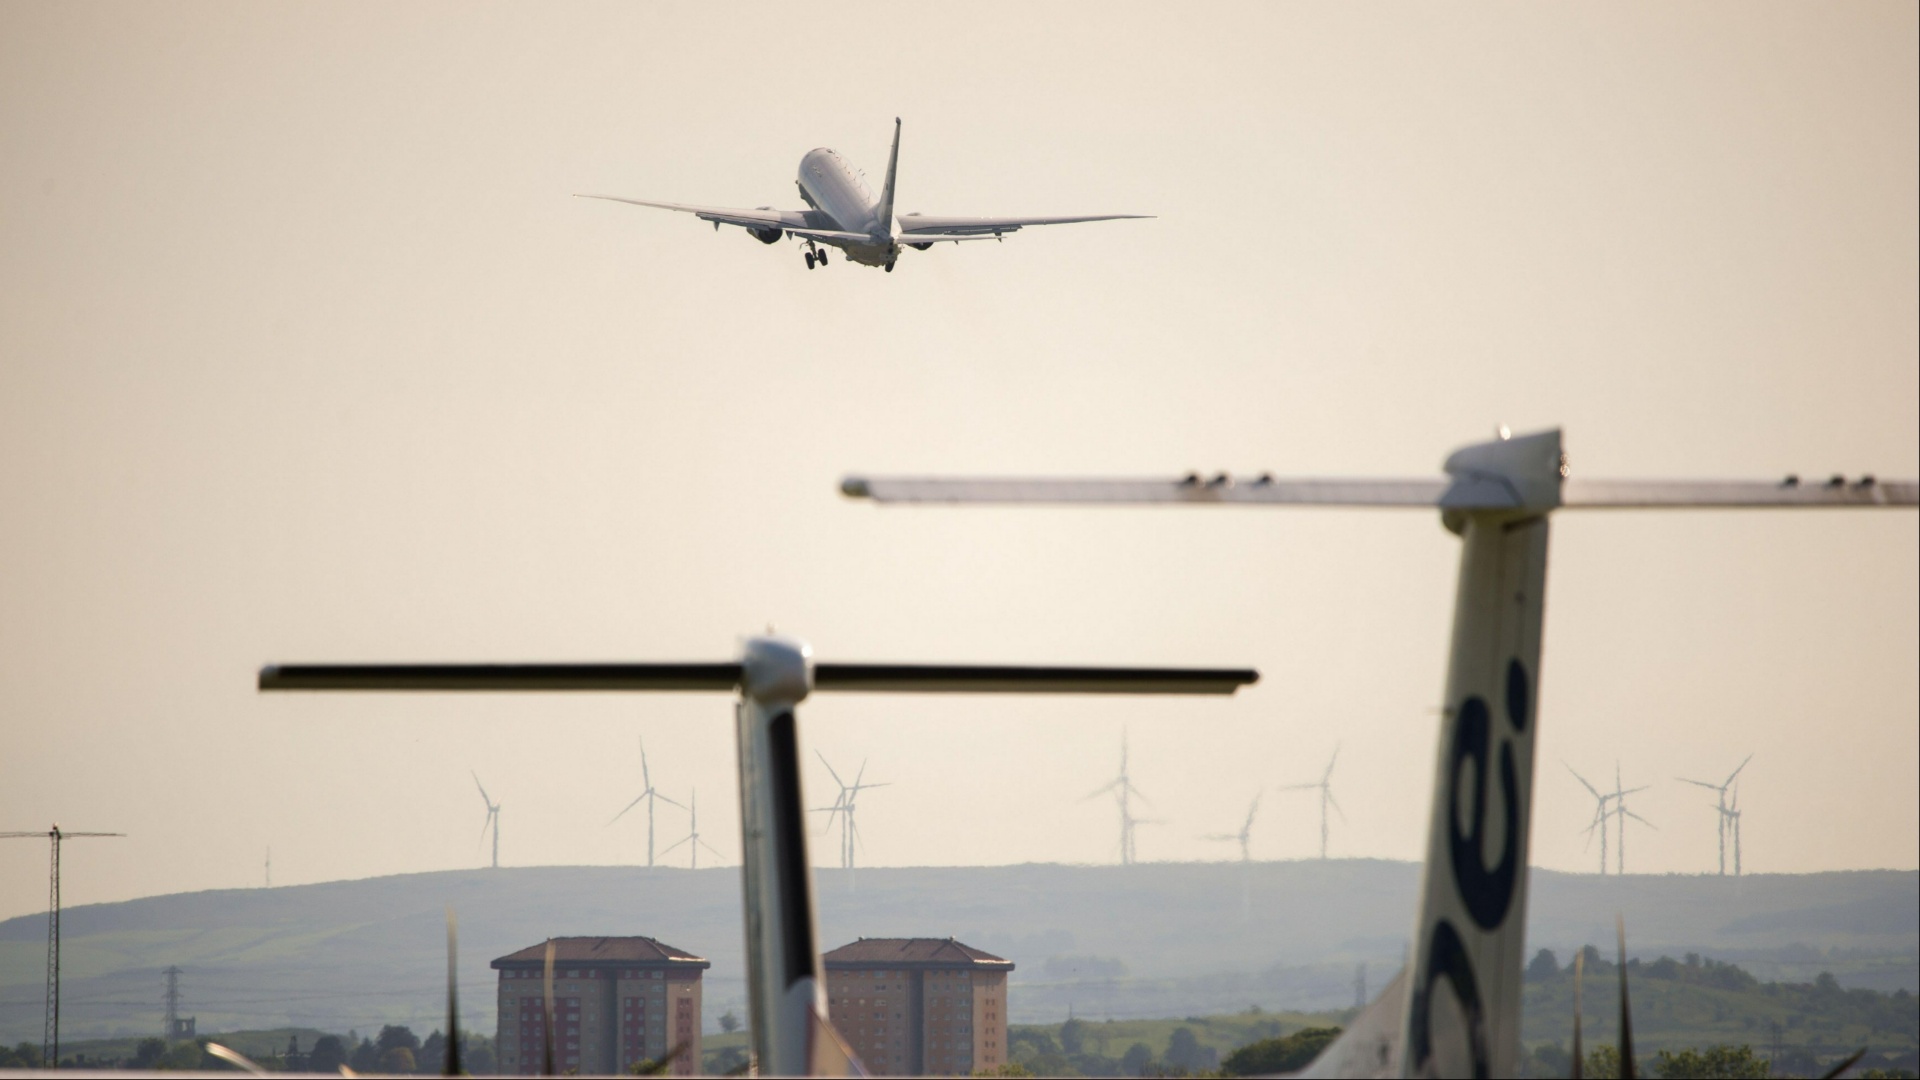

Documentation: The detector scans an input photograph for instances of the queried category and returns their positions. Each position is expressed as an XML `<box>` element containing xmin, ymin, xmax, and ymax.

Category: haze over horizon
<box><xmin>2</xmin><ymin>3</ymin><xmax>1915</xmax><ymax>924</ymax></box>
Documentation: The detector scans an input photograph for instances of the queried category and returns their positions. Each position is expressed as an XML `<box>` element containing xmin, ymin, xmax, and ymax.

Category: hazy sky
<box><xmin>2</xmin><ymin>3</ymin><xmax>1915</xmax><ymax>923</ymax></box>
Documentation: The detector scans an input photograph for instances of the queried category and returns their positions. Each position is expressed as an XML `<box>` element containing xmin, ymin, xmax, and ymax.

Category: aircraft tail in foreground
<box><xmin>843</xmin><ymin>428</ymin><xmax>1914</xmax><ymax>1078</ymax></box>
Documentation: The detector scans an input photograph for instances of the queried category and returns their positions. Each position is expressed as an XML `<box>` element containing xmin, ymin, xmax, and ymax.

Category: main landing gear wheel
<box><xmin>816</xmin><ymin>249</ymin><xmax>828</xmax><ymax>265</ymax></box>
<box><xmin>804</xmin><ymin>251</ymin><xmax>815</xmax><ymax>269</ymax></box>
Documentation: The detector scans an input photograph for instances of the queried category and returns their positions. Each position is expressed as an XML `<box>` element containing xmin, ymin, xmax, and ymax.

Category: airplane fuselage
<box><xmin>796</xmin><ymin>148</ymin><xmax>898</xmax><ymax>267</ymax></box>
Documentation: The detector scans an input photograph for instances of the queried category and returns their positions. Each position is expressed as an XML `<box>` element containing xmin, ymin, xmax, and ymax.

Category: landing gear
<box><xmin>816</xmin><ymin>248</ymin><xmax>828</xmax><ymax>266</ymax></box>
<box><xmin>884</xmin><ymin>260</ymin><xmax>895</xmax><ymax>273</ymax></box>
<box><xmin>805</xmin><ymin>251</ymin><xmax>815</xmax><ymax>269</ymax></box>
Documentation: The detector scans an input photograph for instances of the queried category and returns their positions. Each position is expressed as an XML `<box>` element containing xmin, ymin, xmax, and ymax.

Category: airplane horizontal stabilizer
<box><xmin>260</xmin><ymin>662</ymin><xmax>1254</xmax><ymax>695</ymax></box>
<box><xmin>843</xmin><ymin>473</ymin><xmax>1917</xmax><ymax>511</ymax></box>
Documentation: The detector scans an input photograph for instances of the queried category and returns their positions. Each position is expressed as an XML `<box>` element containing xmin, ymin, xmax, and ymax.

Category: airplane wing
<box><xmin>895</xmin><ymin>212</ymin><xmax>1152</xmax><ymax>238</ymax></box>
<box><xmin>577</xmin><ymin>194</ymin><xmax>820</xmax><ymax>233</ymax></box>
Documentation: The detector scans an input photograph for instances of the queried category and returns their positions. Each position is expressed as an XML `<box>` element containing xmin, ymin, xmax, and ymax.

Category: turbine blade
<box><xmin>609</xmin><ymin>793</ymin><xmax>647</xmax><ymax>825</ymax></box>
<box><xmin>654</xmin><ymin>791</ymin><xmax>687</xmax><ymax>811</ymax></box>
<box><xmin>698</xmin><ymin>837</ymin><xmax>726</xmax><ymax>860</ymax></box>
<box><xmin>1323</xmin><ymin>744</ymin><xmax>1340</xmax><ymax>783</ymax></box>
<box><xmin>660</xmin><ymin>836</ymin><xmax>692</xmax><ymax>856</ymax></box>
<box><xmin>639</xmin><ymin>738</ymin><xmax>652</xmax><ymax>790</ymax></box>
<box><xmin>1564</xmin><ymin>762</ymin><xmax>1602</xmax><ymax>800</ymax></box>
<box><xmin>1675</xmin><ymin>777</ymin><xmax>1721</xmax><ymax>791</ymax></box>
<box><xmin>1622</xmin><ymin>808</ymin><xmax>1656</xmax><ymax>828</ymax></box>
<box><xmin>816</xmin><ymin>750</ymin><xmax>847</xmax><ymax>789</ymax></box>
<box><xmin>1083</xmin><ymin>779</ymin><xmax>1123</xmax><ymax>801</ymax></box>
<box><xmin>1326</xmin><ymin>790</ymin><xmax>1347</xmax><ymax>823</ymax></box>
<box><xmin>852</xmin><ymin>758</ymin><xmax>868</xmax><ymax>789</ymax></box>
<box><xmin>472</xmin><ymin>771</ymin><xmax>492</xmax><ymax>807</ymax></box>
<box><xmin>1725</xmin><ymin>753</ymin><xmax>1753</xmax><ymax>787</ymax></box>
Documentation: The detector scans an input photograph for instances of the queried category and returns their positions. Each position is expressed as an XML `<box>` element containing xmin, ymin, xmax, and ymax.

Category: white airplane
<box><xmin>843</xmin><ymin>431</ymin><xmax>1916</xmax><ymax>1078</ymax></box>
<box><xmin>580</xmin><ymin>118</ymin><xmax>1149</xmax><ymax>272</ymax></box>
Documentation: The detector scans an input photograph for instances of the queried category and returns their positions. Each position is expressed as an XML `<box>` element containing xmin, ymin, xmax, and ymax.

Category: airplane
<box><xmin>842</xmin><ymin>430</ymin><xmax>1916</xmax><ymax>1078</ymax></box>
<box><xmin>579</xmin><ymin>118</ymin><xmax>1149</xmax><ymax>272</ymax></box>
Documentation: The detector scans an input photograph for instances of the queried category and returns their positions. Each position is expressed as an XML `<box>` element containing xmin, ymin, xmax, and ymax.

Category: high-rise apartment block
<box><xmin>491</xmin><ymin>937</ymin><xmax>709</xmax><ymax>1076</ymax></box>
<box><xmin>824</xmin><ymin>938</ymin><xmax>1014</xmax><ymax>1076</ymax></box>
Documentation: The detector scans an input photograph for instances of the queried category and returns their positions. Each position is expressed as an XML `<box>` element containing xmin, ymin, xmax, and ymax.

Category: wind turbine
<box><xmin>1203</xmin><ymin>793</ymin><xmax>1261</xmax><ymax>920</ymax></box>
<box><xmin>813</xmin><ymin>753</ymin><xmax>888</xmax><ymax>881</ymax></box>
<box><xmin>1678</xmin><ymin>754</ymin><xmax>1751</xmax><ymax>875</ymax></box>
<box><xmin>471</xmin><ymin>772</ymin><xmax>501</xmax><ymax>869</ymax></box>
<box><xmin>660</xmin><ymin>789</ymin><xmax>725</xmax><ymax>870</ymax></box>
<box><xmin>1610</xmin><ymin>762</ymin><xmax>1656</xmax><ymax>875</ymax></box>
<box><xmin>610</xmin><ymin>737</ymin><xmax>686</xmax><ymax>868</ymax></box>
<box><xmin>1280</xmin><ymin>745</ymin><xmax>1343</xmax><ymax>859</ymax></box>
<box><xmin>1085</xmin><ymin>730</ymin><xmax>1156</xmax><ymax>864</ymax></box>
<box><xmin>1</xmin><ymin>826</ymin><xmax>124</xmax><ymax>1067</ymax></box>
<box><xmin>1567</xmin><ymin>762</ymin><xmax>1616</xmax><ymax>874</ymax></box>
<box><xmin>1717</xmin><ymin>784</ymin><xmax>1745</xmax><ymax>876</ymax></box>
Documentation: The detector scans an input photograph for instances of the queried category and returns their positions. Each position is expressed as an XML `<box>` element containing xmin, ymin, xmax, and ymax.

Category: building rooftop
<box><xmin>490</xmin><ymin>936</ymin><xmax>710</xmax><ymax>968</ymax></box>
<box><xmin>823</xmin><ymin>937</ymin><xmax>1014</xmax><ymax>970</ymax></box>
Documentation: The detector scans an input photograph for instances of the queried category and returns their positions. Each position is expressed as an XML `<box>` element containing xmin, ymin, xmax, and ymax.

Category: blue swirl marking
<box><xmin>1448</xmin><ymin>695</ymin><xmax>1521</xmax><ymax>931</ymax></box>
<box><xmin>1505</xmin><ymin>659</ymin><xmax>1530</xmax><ymax>732</ymax></box>
<box><xmin>1409</xmin><ymin>918</ymin><xmax>1491</xmax><ymax>1078</ymax></box>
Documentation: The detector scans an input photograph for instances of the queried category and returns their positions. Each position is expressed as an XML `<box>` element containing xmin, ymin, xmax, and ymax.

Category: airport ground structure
<box><xmin>490</xmin><ymin>936</ymin><xmax>707</xmax><ymax>1076</ymax></box>
<box><xmin>824</xmin><ymin>937</ymin><xmax>1014</xmax><ymax>1076</ymax></box>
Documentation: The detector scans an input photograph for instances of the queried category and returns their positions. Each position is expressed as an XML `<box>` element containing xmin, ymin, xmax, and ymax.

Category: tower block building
<box><xmin>491</xmin><ymin>937</ymin><xmax>709</xmax><ymax>1076</ymax></box>
<box><xmin>824</xmin><ymin>938</ymin><xmax>1014</xmax><ymax>1076</ymax></box>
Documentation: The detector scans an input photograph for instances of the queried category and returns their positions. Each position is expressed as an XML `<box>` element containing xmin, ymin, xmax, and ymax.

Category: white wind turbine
<box><xmin>660</xmin><ymin>789</ymin><xmax>725</xmax><ymax>870</ymax></box>
<box><xmin>1678</xmin><ymin>754</ymin><xmax>1751</xmax><ymax>875</ymax></box>
<box><xmin>609</xmin><ymin>737</ymin><xmax>686</xmax><ymax>868</ymax></box>
<box><xmin>1203</xmin><ymin>793</ymin><xmax>1262</xmax><ymax>920</ymax></box>
<box><xmin>1609</xmin><ymin>762</ymin><xmax>1656</xmax><ymax>875</ymax></box>
<box><xmin>1085</xmin><ymin>730</ymin><xmax>1158</xmax><ymax>865</ymax></box>
<box><xmin>1280</xmin><ymin>745</ymin><xmax>1343</xmax><ymax>859</ymax></box>
<box><xmin>813</xmin><ymin>753</ymin><xmax>888</xmax><ymax>883</ymax></box>
<box><xmin>1567</xmin><ymin>762</ymin><xmax>1620</xmax><ymax>875</ymax></box>
<box><xmin>471</xmin><ymin>771</ymin><xmax>501</xmax><ymax>869</ymax></box>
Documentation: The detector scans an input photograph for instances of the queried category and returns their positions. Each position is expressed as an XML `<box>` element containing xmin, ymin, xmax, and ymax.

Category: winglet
<box><xmin>876</xmin><ymin>118</ymin><xmax>902</xmax><ymax>240</ymax></box>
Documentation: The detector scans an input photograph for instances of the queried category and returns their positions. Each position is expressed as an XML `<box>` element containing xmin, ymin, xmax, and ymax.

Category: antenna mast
<box><xmin>2</xmin><ymin>827</ymin><xmax>124</xmax><ymax>1068</ymax></box>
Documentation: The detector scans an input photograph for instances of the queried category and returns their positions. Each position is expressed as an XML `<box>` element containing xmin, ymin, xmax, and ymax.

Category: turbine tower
<box><xmin>660</xmin><ymin>789</ymin><xmax>725</xmax><ymax>869</ymax></box>
<box><xmin>1085</xmin><ymin>730</ymin><xmax>1155</xmax><ymax>864</ymax></box>
<box><xmin>1717</xmin><ymin>784</ymin><xmax>1745</xmax><ymax>876</ymax></box>
<box><xmin>813</xmin><ymin>753</ymin><xmax>888</xmax><ymax>884</ymax></box>
<box><xmin>1609</xmin><ymin>762</ymin><xmax>1656</xmax><ymax>875</ymax></box>
<box><xmin>471</xmin><ymin>772</ymin><xmax>501</xmax><ymax>869</ymax></box>
<box><xmin>1567</xmin><ymin>762</ymin><xmax>1617</xmax><ymax>875</ymax></box>
<box><xmin>1203</xmin><ymin>793</ymin><xmax>1261</xmax><ymax>920</ymax></box>
<box><xmin>1280</xmin><ymin>745</ymin><xmax>1343</xmax><ymax>859</ymax></box>
<box><xmin>2</xmin><ymin>826</ymin><xmax>124</xmax><ymax>1067</ymax></box>
<box><xmin>1678</xmin><ymin>754</ymin><xmax>1751</xmax><ymax>875</ymax></box>
<box><xmin>609</xmin><ymin>737</ymin><xmax>685</xmax><ymax>868</ymax></box>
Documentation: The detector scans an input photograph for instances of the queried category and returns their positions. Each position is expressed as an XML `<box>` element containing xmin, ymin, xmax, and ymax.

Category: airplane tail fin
<box><xmin>875</xmin><ymin>117</ymin><xmax>901</xmax><ymax>239</ymax></box>
<box><xmin>1401</xmin><ymin>429</ymin><xmax>1560</xmax><ymax>1078</ymax></box>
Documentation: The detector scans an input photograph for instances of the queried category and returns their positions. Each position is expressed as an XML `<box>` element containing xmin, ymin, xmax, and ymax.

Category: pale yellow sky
<box><xmin>1</xmin><ymin>3</ymin><xmax>1914</xmax><ymax>921</ymax></box>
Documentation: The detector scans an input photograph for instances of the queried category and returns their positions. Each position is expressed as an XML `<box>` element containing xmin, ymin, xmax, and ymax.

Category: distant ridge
<box><xmin>0</xmin><ymin>861</ymin><xmax>1911</xmax><ymax>1041</ymax></box>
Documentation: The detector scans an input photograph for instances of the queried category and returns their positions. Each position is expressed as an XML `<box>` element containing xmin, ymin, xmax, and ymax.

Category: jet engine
<box><xmin>748</xmin><ymin>226</ymin><xmax>783</xmax><ymax>244</ymax></box>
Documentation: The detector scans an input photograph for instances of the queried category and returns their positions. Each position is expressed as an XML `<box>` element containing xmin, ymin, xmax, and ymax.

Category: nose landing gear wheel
<box><xmin>884</xmin><ymin>260</ymin><xmax>895</xmax><ymax>273</ymax></box>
